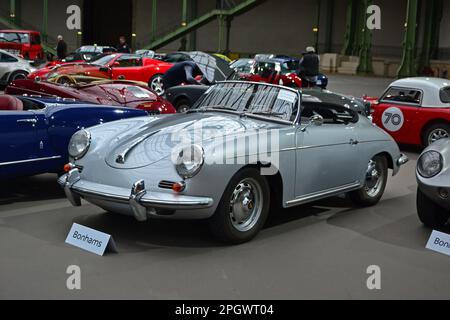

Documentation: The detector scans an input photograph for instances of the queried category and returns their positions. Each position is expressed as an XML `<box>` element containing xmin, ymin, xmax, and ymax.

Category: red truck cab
<box><xmin>0</xmin><ymin>30</ymin><xmax>44</xmax><ymax>61</ymax></box>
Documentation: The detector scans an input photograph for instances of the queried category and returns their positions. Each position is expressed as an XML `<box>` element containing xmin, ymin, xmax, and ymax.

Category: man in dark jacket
<box><xmin>297</xmin><ymin>46</ymin><xmax>320</xmax><ymax>85</ymax></box>
<box><xmin>117</xmin><ymin>36</ymin><xmax>131</xmax><ymax>53</ymax></box>
<box><xmin>162</xmin><ymin>61</ymin><xmax>203</xmax><ymax>90</ymax></box>
<box><xmin>56</xmin><ymin>35</ymin><xmax>67</xmax><ymax>60</ymax></box>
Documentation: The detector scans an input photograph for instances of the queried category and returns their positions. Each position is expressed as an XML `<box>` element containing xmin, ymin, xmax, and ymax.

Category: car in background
<box><xmin>0</xmin><ymin>94</ymin><xmax>148</xmax><ymax>179</ymax></box>
<box><xmin>5</xmin><ymin>75</ymin><xmax>176</xmax><ymax>114</ymax></box>
<box><xmin>416</xmin><ymin>138</ymin><xmax>450</xmax><ymax>228</ymax></box>
<box><xmin>0</xmin><ymin>29</ymin><xmax>44</xmax><ymax>61</ymax></box>
<box><xmin>59</xmin><ymin>81</ymin><xmax>408</xmax><ymax>244</ymax></box>
<box><xmin>0</xmin><ymin>49</ymin><xmax>36</xmax><ymax>86</ymax></box>
<box><xmin>237</xmin><ymin>58</ymin><xmax>328</xmax><ymax>89</ymax></box>
<box><xmin>230</xmin><ymin>58</ymin><xmax>254</xmax><ymax>73</ymax></box>
<box><xmin>369</xmin><ymin>77</ymin><xmax>450</xmax><ymax>147</ymax></box>
<box><xmin>28</xmin><ymin>53</ymin><xmax>173</xmax><ymax>95</ymax></box>
<box><xmin>45</xmin><ymin>45</ymin><xmax>117</xmax><ymax>68</ymax></box>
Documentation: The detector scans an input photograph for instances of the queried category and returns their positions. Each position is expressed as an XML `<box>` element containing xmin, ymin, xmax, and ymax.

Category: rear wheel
<box><xmin>208</xmin><ymin>168</ymin><xmax>270</xmax><ymax>244</ymax></box>
<box><xmin>149</xmin><ymin>74</ymin><xmax>165</xmax><ymax>95</ymax></box>
<box><xmin>174</xmin><ymin>98</ymin><xmax>192</xmax><ymax>113</ymax></box>
<box><xmin>349</xmin><ymin>155</ymin><xmax>388</xmax><ymax>207</ymax></box>
<box><xmin>423</xmin><ymin>122</ymin><xmax>450</xmax><ymax>147</ymax></box>
<box><xmin>8</xmin><ymin>70</ymin><xmax>28</xmax><ymax>84</ymax></box>
<box><xmin>417</xmin><ymin>188</ymin><xmax>450</xmax><ymax>228</ymax></box>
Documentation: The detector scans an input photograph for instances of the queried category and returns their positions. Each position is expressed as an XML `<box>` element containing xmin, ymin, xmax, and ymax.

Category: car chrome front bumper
<box><xmin>397</xmin><ymin>154</ymin><xmax>409</xmax><ymax>166</ymax></box>
<box><xmin>59</xmin><ymin>169</ymin><xmax>214</xmax><ymax>221</ymax></box>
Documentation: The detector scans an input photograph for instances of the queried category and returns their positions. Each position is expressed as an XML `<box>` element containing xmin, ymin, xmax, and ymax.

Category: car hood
<box><xmin>102</xmin><ymin>112</ymin><xmax>286</xmax><ymax>169</ymax></box>
<box><xmin>80</xmin><ymin>83</ymin><xmax>158</xmax><ymax>105</ymax></box>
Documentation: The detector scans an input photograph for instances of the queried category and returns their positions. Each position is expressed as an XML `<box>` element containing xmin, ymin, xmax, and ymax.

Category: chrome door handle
<box><xmin>17</xmin><ymin>118</ymin><xmax>37</xmax><ymax>124</ymax></box>
<box><xmin>349</xmin><ymin>139</ymin><xmax>359</xmax><ymax>145</ymax></box>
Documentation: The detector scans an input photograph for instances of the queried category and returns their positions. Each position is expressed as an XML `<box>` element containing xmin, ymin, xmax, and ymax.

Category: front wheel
<box><xmin>417</xmin><ymin>188</ymin><xmax>450</xmax><ymax>228</ymax></box>
<box><xmin>208</xmin><ymin>168</ymin><xmax>270</xmax><ymax>244</ymax></box>
<box><xmin>349</xmin><ymin>155</ymin><xmax>388</xmax><ymax>207</ymax></box>
<box><xmin>423</xmin><ymin>122</ymin><xmax>450</xmax><ymax>147</ymax></box>
<box><xmin>8</xmin><ymin>71</ymin><xmax>28</xmax><ymax>84</ymax></box>
<box><xmin>149</xmin><ymin>74</ymin><xmax>165</xmax><ymax>96</ymax></box>
<box><xmin>174</xmin><ymin>98</ymin><xmax>192</xmax><ymax>113</ymax></box>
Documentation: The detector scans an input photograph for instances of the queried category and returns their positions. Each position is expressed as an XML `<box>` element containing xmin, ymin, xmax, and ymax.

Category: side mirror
<box><xmin>113</xmin><ymin>61</ymin><xmax>120</xmax><ymax>67</ymax></box>
<box><xmin>34</xmin><ymin>76</ymin><xmax>41</xmax><ymax>83</ymax></box>
<box><xmin>301</xmin><ymin>114</ymin><xmax>324</xmax><ymax>132</ymax></box>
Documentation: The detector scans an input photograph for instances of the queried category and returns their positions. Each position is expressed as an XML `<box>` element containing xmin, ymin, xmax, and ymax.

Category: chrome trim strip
<box><xmin>286</xmin><ymin>182</ymin><xmax>361</xmax><ymax>207</ymax></box>
<box><xmin>0</xmin><ymin>155</ymin><xmax>62</xmax><ymax>166</ymax></box>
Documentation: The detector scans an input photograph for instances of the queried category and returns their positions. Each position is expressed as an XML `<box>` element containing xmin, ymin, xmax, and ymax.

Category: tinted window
<box><xmin>116</xmin><ymin>56</ymin><xmax>142</xmax><ymax>67</ymax></box>
<box><xmin>439</xmin><ymin>87</ymin><xmax>450</xmax><ymax>103</ymax></box>
<box><xmin>382</xmin><ymin>87</ymin><xmax>422</xmax><ymax>104</ymax></box>
<box><xmin>0</xmin><ymin>53</ymin><xmax>18</xmax><ymax>62</ymax></box>
<box><xmin>92</xmin><ymin>54</ymin><xmax>116</xmax><ymax>66</ymax></box>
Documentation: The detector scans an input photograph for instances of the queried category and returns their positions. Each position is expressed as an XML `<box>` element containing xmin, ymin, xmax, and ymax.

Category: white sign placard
<box><xmin>277</xmin><ymin>89</ymin><xmax>297</xmax><ymax>104</ymax></box>
<box><xmin>65</xmin><ymin>223</ymin><xmax>117</xmax><ymax>256</ymax></box>
<box><xmin>426</xmin><ymin>230</ymin><xmax>450</xmax><ymax>257</ymax></box>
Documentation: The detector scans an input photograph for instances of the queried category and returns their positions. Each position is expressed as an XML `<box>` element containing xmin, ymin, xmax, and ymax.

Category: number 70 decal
<box><xmin>382</xmin><ymin>107</ymin><xmax>404</xmax><ymax>132</ymax></box>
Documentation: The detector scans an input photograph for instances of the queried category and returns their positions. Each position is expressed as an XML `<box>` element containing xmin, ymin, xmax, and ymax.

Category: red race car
<box><xmin>368</xmin><ymin>77</ymin><xmax>450</xmax><ymax>147</ymax></box>
<box><xmin>5</xmin><ymin>75</ymin><xmax>176</xmax><ymax>114</ymax></box>
<box><xmin>29</xmin><ymin>53</ymin><xmax>173</xmax><ymax>95</ymax></box>
<box><xmin>0</xmin><ymin>29</ymin><xmax>44</xmax><ymax>61</ymax></box>
<box><xmin>238</xmin><ymin>58</ymin><xmax>303</xmax><ymax>88</ymax></box>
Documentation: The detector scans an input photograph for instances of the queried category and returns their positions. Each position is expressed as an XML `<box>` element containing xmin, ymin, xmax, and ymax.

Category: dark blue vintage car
<box><xmin>0</xmin><ymin>94</ymin><xmax>148</xmax><ymax>179</ymax></box>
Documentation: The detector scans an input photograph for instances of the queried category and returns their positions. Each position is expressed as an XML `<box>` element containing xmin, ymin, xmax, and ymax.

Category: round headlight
<box><xmin>68</xmin><ymin>130</ymin><xmax>91</xmax><ymax>160</ymax></box>
<box><xmin>418</xmin><ymin>151</ymin><xmax>443</xmax><ymax>178</ymax></box>
<box><xmin>175</xmin><ymin>144</ymin><xmax>204</xmax><ymax>179</ymax></box>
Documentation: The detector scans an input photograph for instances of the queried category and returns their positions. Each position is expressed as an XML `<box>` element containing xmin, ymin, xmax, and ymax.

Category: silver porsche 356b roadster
<box><xmin>417</xmin><ymin>138</ymin><xmax>450</xmax><ymax>228</ymax></box>
<box><xmin>60</xmin><ymin>81</ymin><xmax>408</xmax><ymax>244</ymax></box>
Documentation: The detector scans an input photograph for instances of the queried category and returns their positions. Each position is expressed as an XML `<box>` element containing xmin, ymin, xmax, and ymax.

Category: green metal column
<box><xmin>42</xmin><ymin>0</ymin><xmax>48</xmax><ymax>43</ymax></box>
<box><xmin>398</xmin><ymin>0</ymin><xmax>419</xmax><ymax>78</ymax></box>
<box><xmin>430</xmin><ymin>0</ymin><xmax>443</xmax><ymax>60</ymax></box>
<box><xmin>187</xmin><ymin>0</ymin><xmax>198</xmax><ymax>51</ymax></box>
<box><xmin>352</xmin><ymin>1</ymin><xmax>366</xmax><ymax>57</ymax></box>
<box><xmin>217</xmin><ymin>14</ymin><xmax>230</xmax><ymax>54</ymax></box>
<box><xmin>417</xmin><ymin>0</ymin><xmax>434</xmax><ymax>73</ymax></box>
<box><xmin>151</xmin><ymin>0</ymin><xmax>157</xmax><ymax>41</ymax></box>
<box><xmin>9</xmin><ymin>0</ymin><xmax>16</xmax><ymax>24</ymax></box>
<box><xmin>341</xmin><ymin>0</ymin><xmax>356</xmax><ymax>55</ymax></box>
<box><xmin>314</xmin><ymin>0</ymin><xmax>321</xmax><ymax>53</ymax></box>
<box><xmin>358</xmin><ymin>0</ymin><xmax>373</xmax><ymax>74</ymax></box>
<box><xmin>180</xmin><ymin>0</ymin><xmax>188</xmax><ymax>51</ymax></box>
<box><xmin>324</xmin><ymin>0</ymin><xmax>334</xmax><ymax>53</ymax></box>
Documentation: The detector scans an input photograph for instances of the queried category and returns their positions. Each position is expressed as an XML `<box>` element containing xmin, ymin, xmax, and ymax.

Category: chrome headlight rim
<box><xmin>175</xmin><ymin>144</ymin><xmax>205</xmax><ymax>179</ymax></box>
<box><xmin>417</xmin><ymin>150</ymin><xmax>443</xmax><ymax>179</ymax></box>
<box><xmin>68</xmin><ymin>129</ymin><xmax>91</xmax><ymax>160</ymax></box>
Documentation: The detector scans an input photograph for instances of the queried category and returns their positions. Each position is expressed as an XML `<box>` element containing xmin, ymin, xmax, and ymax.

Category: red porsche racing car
<box><xmin>368</xmin><ymin>77</ymin><xmax>450</xmax><ymax>147</ymax></box>
<box><xmin>28</xmin><ymin>53</ymin><xmax>173</xmax><ymax>95</ymax></box>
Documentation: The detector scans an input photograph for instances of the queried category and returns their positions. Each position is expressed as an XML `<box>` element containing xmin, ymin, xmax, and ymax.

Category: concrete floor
<box><xmin>1</xmin><ymin>75</ymin><xmax>450</xmax><ymax>300</ymax></box>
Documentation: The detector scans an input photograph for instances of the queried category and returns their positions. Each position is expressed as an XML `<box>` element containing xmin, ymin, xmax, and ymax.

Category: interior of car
<box><xmin>301</xmin><ymin>101</ymin><xmax>358</xmax><ymax>125</ymax></box>
<box><xmin>0</xmin><ymin>95</ymin><xmax>44</xmax><ymax>111</ymax></box>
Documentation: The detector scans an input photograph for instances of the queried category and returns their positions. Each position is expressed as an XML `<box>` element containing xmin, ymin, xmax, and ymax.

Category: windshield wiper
<box><xmin>251</xmin><ymin>112</ymin><xmax>286</xmax><ymax>118</ymax></box>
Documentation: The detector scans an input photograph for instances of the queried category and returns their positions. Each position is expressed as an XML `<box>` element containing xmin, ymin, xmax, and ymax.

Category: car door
<box><xmin>294</xmin><ymin>103</ymin><xmax>361</xmax><ymax>198</ymax></box>
<box><xmin>0</xmin><ymin>110</ymin><xmax>40</xmax><ymax>176</ymax></box>
<box><xmin>374</xmin><ymin>86</ymin><xmax>421</xmax><ymax>144</ymax></box>
<box><xmin>110</xmin><ymin>55</ymin><xmax>144</xmax><ymax>81</ymax></box>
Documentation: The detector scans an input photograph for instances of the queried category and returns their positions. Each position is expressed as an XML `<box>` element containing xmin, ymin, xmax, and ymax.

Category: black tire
<box><xmin>422</xmin><ymin>122</ymin><xmax>450</xmax><ymax>147</ymax></box>
<box><xmin>349</xmin><ymin>155</ymin><xmax>388</xmax><ymax>207</ymax></box>
<box><xmin>174</xmin><ymin>98</ymin><xmax>192</xmax><ymax>113</ymax></box>
<box><xmin>8</xmin><ymin>70</ymin><xmax>28</xmax><ymax>85</ymax></box>
<box><xmin>148</xmin><ymin>74</ymin><xmax>165</xmax><ymax>95</ymax></box>
<box><xmin>417</xmin><ymin>188</ymin><xmax>450</xmax><ymax>228</ymax></box>
<box><xmin>208</xmin><ymin>168</ymin><xmax>270</xmax><ymax>244</ymax></box>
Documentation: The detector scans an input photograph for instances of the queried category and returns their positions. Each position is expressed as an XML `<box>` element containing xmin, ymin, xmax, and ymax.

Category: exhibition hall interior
<box><xmin>0</xmin><ymin>0</ymin><xmax>450</xmax><ymax>305</ymax></box>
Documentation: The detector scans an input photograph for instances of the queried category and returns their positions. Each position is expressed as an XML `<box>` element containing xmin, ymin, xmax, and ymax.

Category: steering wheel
<box><xmin>55</xmin><ymin>75</ymin><xmax>77</xmax><ymax>86</ymax></box>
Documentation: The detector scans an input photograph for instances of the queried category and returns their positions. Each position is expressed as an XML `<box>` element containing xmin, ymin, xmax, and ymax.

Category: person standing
<box><xmin>117</xmin><ymin>36</ymin><xmax>131</xmax><ymax>53</ymax></box>
<box><xmin>297</xmin><ymin>46</ymin><xmax>320</xmax><ymax>86</ymax></box>
<box><xmin>56</xmin><ymin>35</ymin><xmax>68</xmax><ymax>60</ymax></box>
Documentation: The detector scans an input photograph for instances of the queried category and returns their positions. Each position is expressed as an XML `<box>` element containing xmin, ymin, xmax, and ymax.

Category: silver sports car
<box><xmin>417</xmin><ymin>138</ymin><xmax>450</xmax><ymax>228</ymax></box>
<box><xmin>60</xmin><ymin>81</ymin><xmax>408</xmax><ymax>244</ymax></box>
<box><xmin>0</xmin><ymin>49</ymin><xmax>35</xmax><ymax>86</ymax></box>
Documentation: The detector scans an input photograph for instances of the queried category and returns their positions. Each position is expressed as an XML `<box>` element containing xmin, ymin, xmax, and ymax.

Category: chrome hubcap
<box><xmin>150</xmin><ymin>76</ymin><xmax>164</xmax><ymax>95</ymax></box>
<box><xmin>178</xmin><ymin>105</ymin><xmax>189</xmax><ymax>113</ymax></box>
<box><xmin>229</xmin><ymin>178</ymin><xmax>262</xmax><ymax>232</ymax></box>
<box><xmin>365</xmin><ymin>159</ymin><xmax>383</xmax><ymax>198</ymax></box>
<box><xmin>428</xmin><ymin>128</ymin><xmax>449</xmax><ymax>145</ymax></box>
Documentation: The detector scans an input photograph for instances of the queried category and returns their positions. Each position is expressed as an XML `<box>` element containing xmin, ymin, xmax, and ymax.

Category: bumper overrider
<box><xmin>59</xmin><ymin>169</ymin><xmax>214</xmax><ymax>221</ymax></box>
<box><xmin>397</xmin><ymin>154</ymin><xmax>409</xmax><ymax>166</ymax></box>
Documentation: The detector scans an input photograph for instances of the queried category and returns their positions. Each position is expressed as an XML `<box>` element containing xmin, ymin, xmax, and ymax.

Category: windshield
<box><xmin>90</xmin><ymin>54</ymin><xmax>116</xmax><ymax>66</ymax></box>
<box><xmin>0</xmin><ymin>32</ymin><xmax>30</xmax><ymax>43</ymax></box>
<box><xmin>281</xmin><ymin>61</ymin><xmax>299</xmax><ymax>74</ymax></box>
<box><xmin>193</xmin><ymin>82</ymin><xmax>299</xmax><ymax>122</ymax></box>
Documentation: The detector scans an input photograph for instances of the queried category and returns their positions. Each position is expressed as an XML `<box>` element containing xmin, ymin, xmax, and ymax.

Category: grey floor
<box><xmin>1</xmin><ymin>75</ymin><xmax>450</xmax><ymax>300</ymax></box>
